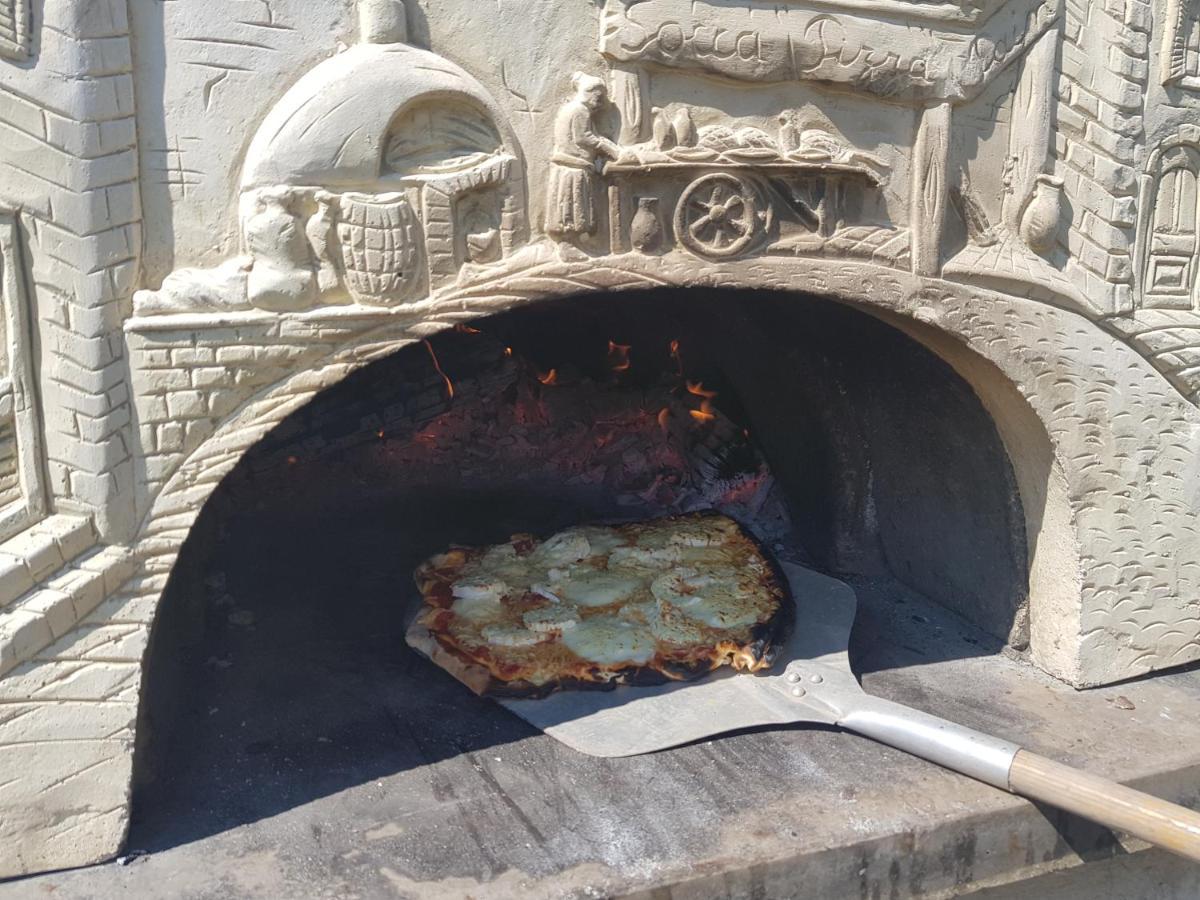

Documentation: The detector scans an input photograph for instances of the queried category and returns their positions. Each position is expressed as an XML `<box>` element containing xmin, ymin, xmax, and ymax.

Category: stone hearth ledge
<box><xmin>6</xmin><ymin>588</ymin><xmax>1200</xmax><ymax>899</ymax></box>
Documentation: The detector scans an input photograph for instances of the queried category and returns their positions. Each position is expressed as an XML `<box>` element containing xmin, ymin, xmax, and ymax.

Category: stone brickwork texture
<box><xmin>0</xmin><ymin>0</ymin><xmax>140</xmax><ymax>540</ymax></box>
<box><xmin>1054</xmin><ymin>0</ymin><xmax>1152</xmax><ymax>313</ymax></box>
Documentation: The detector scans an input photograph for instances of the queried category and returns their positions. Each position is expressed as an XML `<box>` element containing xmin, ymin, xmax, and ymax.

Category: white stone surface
<box><xmin>0</xmin><ymin>0</ymin><xmax>1198</xmax><ymax>879</ymax></box>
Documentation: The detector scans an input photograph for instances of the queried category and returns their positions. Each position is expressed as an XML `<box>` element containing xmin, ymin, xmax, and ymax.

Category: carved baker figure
<box><xmin>545</xmin><ymin>72</ymin><xmax>625</xmax><ymax>247</ymax></box>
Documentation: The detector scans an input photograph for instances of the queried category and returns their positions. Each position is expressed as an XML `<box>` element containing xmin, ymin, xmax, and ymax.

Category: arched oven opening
<box><xmin>131</xmin><ymin>287</ymin><xmax>1028</xmax><ymax>852</ymax></box>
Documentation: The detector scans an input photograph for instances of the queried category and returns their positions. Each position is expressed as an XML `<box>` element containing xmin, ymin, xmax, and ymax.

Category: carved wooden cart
<box><xmin>605</xmin><ymin>153</ymin><xmax>883</xmax><ymax>260</ymax></box>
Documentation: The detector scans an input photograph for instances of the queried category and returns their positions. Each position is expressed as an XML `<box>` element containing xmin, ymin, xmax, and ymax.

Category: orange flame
<box><xmin>504</xmin><ymin>347</ymin><xmax>513</xmax><ymax>357</ymax></box>
<box><xmin>377</xmin><ymin>429</ymin><xmax>386</xmax><ymax>439</ymax></box>
<box><xmin>537</xmin><ymin>368</ymin><xmax>558</xmax><ymax>386</ymax></box>
<box><xmin>669</xmin><ymin>339</ymin><xmax>682</xmax><ymax>375</ymax></box>
<box><xmin>657</xmin><ymin>407</ymin><xmax>670</xmax><ymax>432</ymax></box>
<box><xmin>454</xmin><ymin>324</ymin><xmax>481</xmax><ymax>334</ymax></box>
<box><xmin>608</xmin><ymin>340</ymin><xmax>632</xmax><ymax>372</ymax></box>
<box><xmin>686</xmin><ymin>381</ymin><xmax>717</xmax><ymax>424</ymax></box>
<box><xmin>423</xmin><ymin>339</ymin><xmax>455</xmax><ymax>400</ymax></box>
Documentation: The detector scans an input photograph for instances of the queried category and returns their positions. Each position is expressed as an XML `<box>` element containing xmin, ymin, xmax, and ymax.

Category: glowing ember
<box><xmin>504</xmin><ymin>347</ymin><xmax>513</xmax><ymax>357</ymax></box>
<box><xmin>454</xmin><ymin>324</ymin><xmax>481</xmax><ymax>334</ymax></box>
<box><xmin>423</xmin><ymin>339</ymin><xmax>455</xmax><ymax>400</ymax></box>
<box><xmin>607</xmin><ymin>340</ymin><xmax>632</xmax><ymax>372</ymax></box>
<box><xmin>685</xmin><ymin>381</ymin><xmax>718</xmax><ymax>425</ymax></box>
<box><xmin>249</xmin><ymin>328</ymin><xmax>783</xmax><ymax>532</ymax></box>
<box><xmin>669</xmin><ymin>339</ymin><xmax>682</xmax><ymax>375</ymax></box>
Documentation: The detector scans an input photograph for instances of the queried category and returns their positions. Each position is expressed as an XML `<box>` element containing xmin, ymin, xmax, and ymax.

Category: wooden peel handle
<box><xmin>1008</xmin><ymin>749</ymin><xmax>1200</xmax><ymax>862</ymax></box>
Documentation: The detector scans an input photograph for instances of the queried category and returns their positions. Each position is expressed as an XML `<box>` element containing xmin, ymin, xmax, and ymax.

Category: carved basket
<box><xmin>336</xmin><ymin>191</ymin><xmax>423</xmax><ymax>305</ymax></box>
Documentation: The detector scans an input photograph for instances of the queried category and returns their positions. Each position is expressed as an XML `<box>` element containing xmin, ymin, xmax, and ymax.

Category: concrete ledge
<box><xmin>7</xmin><ymin>578</ymin><xmax>1200</xmax><ymax>897</ymax></box>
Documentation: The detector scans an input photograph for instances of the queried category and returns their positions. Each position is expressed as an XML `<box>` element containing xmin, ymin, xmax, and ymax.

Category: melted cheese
<box><xmin>450</xmin><ymin>594</ymin><xmax>506</xmax><ymax>623</ymax></box>
<box><xmin>651</xmin><ymin>569</ymin><xmax>763</xmax><ymax>628</ymax></box>
<box><xmin>562</xmin><ymin>616</ymin><xmax>656</xmax><ymax>665</ymax></box>
<box><xmin>558</xmin><ymin>570</ymin><xmax>645</xmax><ymax>607</ymax></box>
<box><xmin>607</xmin><ymin>544</ymin><xmax>683</xmax><ymax>572</ymax></box>
<box><xmin>451</xmin><ymin>576</ymin><xmax>509</xmax><ymax>603</ymax></box>
<box><xmin>523</xmin><ymin>604</ymin><xmax>581</xmax><ymax>633</ymax></box>
<box><xmin>416</xmin><ymin>513</ymin><xmax>785</xmax><ymax>689</ymax></box>
<box><xmin>534</xmin><ymin>530</ymin><xmax>592</xmax><ymax>565</ymax></box>
<box><xmin>650</xmin><ymin>603</ymin><xmax>708</xmax><ymax>644</ymax></box>
<box><xmin>481</xmin><ymin>623</ymin><xmax>544</xmax><ymax>647</ymax></box>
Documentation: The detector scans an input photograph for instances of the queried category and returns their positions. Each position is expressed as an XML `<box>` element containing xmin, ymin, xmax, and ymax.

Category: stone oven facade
<box><xmin>2</xmin><ymin>0</ymin><xmax>1200</xmax><ymax>878</ymax></box>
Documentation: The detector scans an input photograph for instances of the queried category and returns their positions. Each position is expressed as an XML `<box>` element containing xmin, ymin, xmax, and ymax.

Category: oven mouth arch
<box><xmin>129</xmin><ymin>275</ymin><xmax>1086</xmax><ymax>690</ymax></box>
<box><xmin>126</xmin><ymin>283</ymin><xmax>1065</xmax><ymax>854</ymax></box>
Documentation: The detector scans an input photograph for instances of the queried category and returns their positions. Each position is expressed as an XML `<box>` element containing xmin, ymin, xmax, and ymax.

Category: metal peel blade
<box><xmin>499</xmin><ymin>563</ymin><xmax>1200</xmax><ymax>862</ymax></box>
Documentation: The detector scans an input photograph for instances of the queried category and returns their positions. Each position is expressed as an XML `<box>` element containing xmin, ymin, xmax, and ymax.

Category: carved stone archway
<box><xmin>124</xmin><ymin>252</ymin><xmax>1200</xmax><ymax>692</ymax></box>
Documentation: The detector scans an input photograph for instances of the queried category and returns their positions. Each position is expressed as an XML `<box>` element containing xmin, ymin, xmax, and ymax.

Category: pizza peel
<box><xmin>500</xmin><ymin>562</ymin><xmax>1200</xmax><ymax>861</ymax></box>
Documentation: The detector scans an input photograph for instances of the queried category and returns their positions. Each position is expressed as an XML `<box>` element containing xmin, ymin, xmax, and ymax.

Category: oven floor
<box><xmin>8</xmin><ymin>500</ymin><xmax>1200</xmax><ymax>899</ymax></box>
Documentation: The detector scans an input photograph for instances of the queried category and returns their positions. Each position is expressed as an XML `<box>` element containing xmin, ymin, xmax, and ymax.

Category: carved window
<box><xmin>0</xmin><ymin>0</ymin><xmax>32</xmax><ymax>62</ymax></box>
<box><xmin>0</xmin><ymin>213</ymin><xmax>46</xmax><ymax>538</ymax></box>
<box><xmin>1140</xmin><ymin>147</ymin><xmax>1200</xmax><ymax>308</ymax></box>
<box><xmin>1164</xmin><ymin>0</ymin><xmax>1200</xmax><ymax>88</ymax></box>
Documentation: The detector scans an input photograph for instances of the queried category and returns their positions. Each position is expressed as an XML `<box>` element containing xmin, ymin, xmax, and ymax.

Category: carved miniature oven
<box><xmin>7</xmin><ymin>0</ymin><xmax>1200</xmax><ymax>878</ymax></box>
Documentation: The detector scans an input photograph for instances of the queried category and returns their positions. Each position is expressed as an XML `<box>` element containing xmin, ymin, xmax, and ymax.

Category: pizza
<box><xmin>406</xmin><ymin>513</ymin><xmax>791</xmax><ymax>698</ymax></box>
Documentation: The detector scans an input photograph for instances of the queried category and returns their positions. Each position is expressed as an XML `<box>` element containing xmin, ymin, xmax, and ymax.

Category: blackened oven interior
<box><xmin>132</xmin><ymin>288</ymin><xmax>1028</xmax><ymax>849</ymax></box>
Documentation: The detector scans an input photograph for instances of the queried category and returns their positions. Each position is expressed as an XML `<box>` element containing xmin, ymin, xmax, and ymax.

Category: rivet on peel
<box><xmin>791</xmin><ymin>687</ymin><xmax>806</xmax><ymax>698</ymax></box>
<box><xmin>786</xmin><ymin>672</ymin><xmax>801</xmax><ymax>684</ymax></box>
<box><xmin>810</xmin><ymin>674</ymin><xmax>824</xmax><ymax>684</ymax></box>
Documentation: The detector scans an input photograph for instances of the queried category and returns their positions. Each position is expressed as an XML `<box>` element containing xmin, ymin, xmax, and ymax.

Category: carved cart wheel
<box><xmin>674</xmin><ymin>172</ymin><xmax>763</xmax><ymax>259</ymax></box>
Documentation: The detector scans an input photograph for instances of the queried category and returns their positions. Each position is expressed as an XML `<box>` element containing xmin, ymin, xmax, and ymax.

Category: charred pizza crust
<box><xmin>406</xmin><ymin>513</ymin><xmax>792</xmax><ymax>699</ymax></box>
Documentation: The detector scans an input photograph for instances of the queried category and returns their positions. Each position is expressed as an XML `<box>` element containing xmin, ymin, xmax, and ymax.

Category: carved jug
<box><xmin>1018</xmin><ymin>174</ymin><xmax>1065</xmax><ymax>255</ymax></box>
<box><xmin>631</xmin><ymin>196</ymin><xmax>662</xmax><ymax>253</ymax></box>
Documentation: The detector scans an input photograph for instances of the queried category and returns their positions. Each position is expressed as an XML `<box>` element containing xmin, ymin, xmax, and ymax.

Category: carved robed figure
<box><xmin>545</xmin><ymin>72</ymin><xmax>623</xmax><ymax>239</ymax></box>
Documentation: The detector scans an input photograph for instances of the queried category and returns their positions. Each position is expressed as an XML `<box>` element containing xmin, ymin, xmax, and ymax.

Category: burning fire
<box><xmin>657</xmin><ymin>407</ymin><xmax>671</xmax><ymax>432</ymax></box>
<box><xmin>423</xmin><ymin>339</ymin><xmax>455</xmax><ymax>400</ymax></box>
<box><xmin>669</xmin><ymin>339</ymin><xmax>682</xmax><ymax>375</ymax></box>
<box><xmin>607</xmin><ymin>340</ymin><xmax>632</xmax><ymax>373</ymax></box>
<box><xmin>537</xmin><ymin>368</ymin><xmax>559</xmax><ymax>386</ymax></box>
<box><xmin>686</xmin><ymin>380</ymin><xmax>718</xmax><ymax>424</ymax></box>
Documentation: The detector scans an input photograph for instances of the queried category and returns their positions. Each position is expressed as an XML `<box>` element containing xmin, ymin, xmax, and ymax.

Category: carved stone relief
<box><xmin>136</xmin><ymin>10</ymin><xmax>526</xmax><ymax>316</ymax></box>
<box><xmin>1136</xmin><ymin>143</ymin><xmax>1200</xmax><ymax>309</ymax></box>
<box><xmin>5</xmin><ymin>0</ymin><xmax>1200</xmax><ymax>882</ymax></box>
<box><xmin>1163</xmin><ymin>0</ymin><xmax>1200</xmax><ymax>88</ymax></box>
<box><xmin>597</xmin><ymin>0</ymin><xmax>1060</xmax><ymax>102</ymax></box>
<box><xmin>0</xmin><ymin>0</ymin><xmax>31</xmax><ymax>61</ymax></box>
<box><xmin>131</xmin><ymin>0</ymin><xmax>1080</xmax><ymax>319</ymax></box>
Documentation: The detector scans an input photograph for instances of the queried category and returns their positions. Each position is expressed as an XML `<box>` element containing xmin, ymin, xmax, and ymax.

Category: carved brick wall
<box><xmin>0</xmin><ymin>0</ymin><xmax>140</xmax><ymax>539</ymax></box>
<box><xmin>1054</xmin><ymin>0</ymin><xmax>1152</xmax><ymax>313</ymax></box>
<box><xmin>0</xmin><ymin>0</ymin><xmax>31</xmax><ymax>60</ymax></box>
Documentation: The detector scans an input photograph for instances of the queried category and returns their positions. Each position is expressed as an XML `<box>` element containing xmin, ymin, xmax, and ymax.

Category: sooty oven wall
<box><xmin>136</xmin><ymin>289</ymin><xmax>1027</xmax><ymax>795</ymax></box>
<box><xmin>136</xmin><ymin>290</ymin><xmax>1027</xmax><ymax>811</ymax></box>
<box><xmin>477</xmin><ymin>289</ymin><xmax>1029</xmax><ymax>645</ymax></box>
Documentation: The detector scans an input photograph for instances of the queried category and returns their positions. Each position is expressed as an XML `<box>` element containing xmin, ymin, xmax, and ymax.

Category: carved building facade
<box><xmin>0</xmin><ymin>0</ymin><xmax>1198</xmax><ymax>877</ymax></box>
